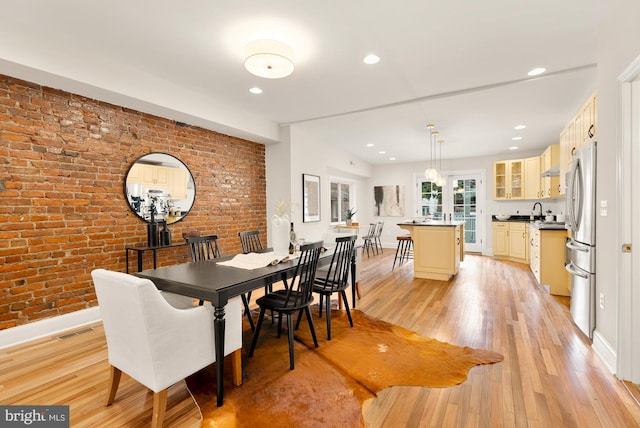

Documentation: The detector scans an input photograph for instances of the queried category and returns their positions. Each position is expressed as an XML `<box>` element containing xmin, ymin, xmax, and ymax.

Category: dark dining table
<box><xmin>135</xmin><ymin>246</ymin><xmax>356</xmax><ymax>406</ymax></box>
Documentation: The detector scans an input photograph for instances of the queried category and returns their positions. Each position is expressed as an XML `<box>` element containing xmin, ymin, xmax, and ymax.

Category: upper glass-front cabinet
<box><xmin>493</xmin><ymin>159</ymin><xmax>523</xmax><ymax>200</ymax></box>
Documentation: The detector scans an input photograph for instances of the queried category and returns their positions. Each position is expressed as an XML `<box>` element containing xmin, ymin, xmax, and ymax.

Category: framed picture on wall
<box><xmin>302</xmin><ymin>174</ymin><xmax>320</xmax><ymax>222</ymax></box>
<box><xmin>373</xmin><ymin>185</ymin><xmax>405</xmax><ymax>216</ymax></box>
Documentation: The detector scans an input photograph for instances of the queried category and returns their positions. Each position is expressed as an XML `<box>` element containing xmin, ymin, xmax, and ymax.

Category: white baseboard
<box><xmin>592</xmin><ymin>328</ymin><xmax>617</xmax><ymax>375</ymax></box>
<box><xmin>0</xmin><ymin>307</ymin><xmax>101</xmax><ymax>350</ymax></box>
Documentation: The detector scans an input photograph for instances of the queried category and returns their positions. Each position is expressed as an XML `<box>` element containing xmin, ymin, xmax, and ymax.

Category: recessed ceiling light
<box><xmin>389</xmin><ymin>157</ymin><xmax>396</xmax><ymax>161</ymax></box>
<box><xmin>514</xmin><ymin>124</ymin><xmax>526</xmax><ymax>130</ymax></box>
<box><xmin>527</xmin><ymin>67</ymin><xmax>546</xmax><ymax>76</ymax></box>
<box><xmin>249</xmin><ymin>87</ymin><xmax>263</xmax><ymax>94</ymax></box>
<box><xmin>378</xmin><ymin>150</ymin><xmax>386</xmax><ymax>154</ymax></box>
<box><xmin>366</xmin><ymin>143</ymin><xmax>374</xmax><ymax>147</ymax></box>
<box><xmin>512</xmin><ymin>136</ymin><xmax>523</xmax><ymax>141</ymax></box>
<box><xmin>364</xmin><ymin>54</ymin><xmax>380</xmax><ymax>65</ymax></box>
<box><xmin>509</xmin><ymin>146</ymin><xmax>519</xmax><ymax>150</ymax></box>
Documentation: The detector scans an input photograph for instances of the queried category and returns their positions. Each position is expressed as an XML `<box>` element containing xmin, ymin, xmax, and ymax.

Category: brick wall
<box><xmin>0</xmin><ymin>74</ymin><xmax>267</xmax><ymax>328</ymax></box>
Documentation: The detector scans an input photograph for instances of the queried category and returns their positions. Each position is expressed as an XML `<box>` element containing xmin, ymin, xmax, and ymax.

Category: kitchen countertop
<box><xmin>398</xmin><ymin>220</ymin><xmax>465</xmax><ymax>227</ymax></box>
<box><xmin>528</xmin><ymin>221</ymin><xmax>568</xmax><ymax>230</ymax></box>
<box><xmin>492</xmin><ymin>215</ymin><xmax>567</xmax><ymax>230</ymax></box>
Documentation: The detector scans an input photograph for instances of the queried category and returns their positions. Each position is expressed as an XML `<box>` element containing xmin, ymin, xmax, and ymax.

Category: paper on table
<box><xmin>217</xmin><ymin>251</ymin><xmax>298</xmax><ymax>270</ymax></box>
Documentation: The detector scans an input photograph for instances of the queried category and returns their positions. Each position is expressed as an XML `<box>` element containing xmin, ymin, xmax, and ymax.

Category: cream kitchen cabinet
<box><xmin>559</xmin><ymin>93</ymin><xmax>597</xmax><ymax>195</ymax></box>
<box><xmin>559</xmin><ymin>126</ymin><xmax>571</xmax><ymax>195</ymax></box>
<box><xmin>398</xmin><ymin>222</ymin><xmax>464</xmax><ymax>281</ymax></box>
<box><xmin>528</xmin><ymin>225</ymin><xmax>570</xmax><ymax>296</ymax></box>
<box><xmin>168</xmin><ymin>167</ymin><xmax>188</xmax><ymax>200</ymax></box>
<box><xmin>524</xmin><ymin>156</ymin><xmax>541</xmax><ymax>200</ymax></box>
<box><xmin>578</xmin><ymin>93</ymin><xmax>597</xmax><ymax>150</ymax></box>
<box><xmin>126</xmin><ymin>164</ymin><xmax>186</xmax><ymax>199</ymax></box>
<box><xmin>493</xmin><ymin>221</ymin><xmax>527</xmax><ymax>263</ymax></box>
<box><xmin>540</xmin><ymin>144</ymin><xmax>561</xmax><ymax>199</ymax></box>
<box><xmin>509</xmin><ymin>222</ymin><xmax>528</xmax><ymax>261</ymax></box>
<box><xmin>141</xmin><ymin>164</ymin><xmax>170</xmax><ymax>188</ymax></box>
<box><xmin>493</xmin><ymin>159</ymin><xmax>524</xmax><ymax>200</ymax></box>
<box><xmin>127</xmin><ymin>163</ymin><xmax>143</xmax><ymax>183</ymax></box>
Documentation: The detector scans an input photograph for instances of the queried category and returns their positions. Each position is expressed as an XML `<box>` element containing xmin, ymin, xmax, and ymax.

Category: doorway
<box><xmin>417</xmin><ymin>171</ymin><xmax>484</xmax><ymax>253</ymax></box>
<box><xmin>618</xmin><ymin>55</ymin><xmax>640</xmax><ymax>385</ymax></box>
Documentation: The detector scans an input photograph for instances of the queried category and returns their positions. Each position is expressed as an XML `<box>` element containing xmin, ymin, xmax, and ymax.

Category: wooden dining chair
<box><xmin>362</xmin><ymin>223</ymin><xmax>377</xmax><ymax>257</ymax></box>
<box><xmin>248</xmin><ymin>240</ymin><xmax>324</xmax><ymax>370</ymax></box>
<box><xmin>185</xmin><ymin>235</ymin><xmax>253</xmax><ymax>331</ymax></box>
<box><xmin>237</xmin><ymin>230</ymin><xmax>268</xmax><ymax>331</ymax></box>
<box><xmin>312</xmin><ymin>235</ymin><xmax>357</xmax><ymax>340</ymax></box>
<box><xmin>186</xmin><ymin>234</ymin><xmax>221</xmax><ymax>261</ymax></box>
<box><xmin>238</xmin><ymin>230</ymin><xmax>263</xmax><ymax>253</ymax></box>
<box><xmin>374</xmin><ymin>221</ymin><xmax>385</xmax><ymax>254</ymax></box>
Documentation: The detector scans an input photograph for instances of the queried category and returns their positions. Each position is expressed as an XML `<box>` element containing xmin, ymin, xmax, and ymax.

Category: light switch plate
<box><xmin>600</xmin><ymin>200</ymin><xmax>608</xmax><ymax>216</ymax></box>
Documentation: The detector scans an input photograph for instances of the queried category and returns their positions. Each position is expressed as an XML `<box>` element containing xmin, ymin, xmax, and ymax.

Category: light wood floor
<box><xmin>2</xmin><ymin>252</ymin><xmax>639</xmax><ymax>427</ymax></box>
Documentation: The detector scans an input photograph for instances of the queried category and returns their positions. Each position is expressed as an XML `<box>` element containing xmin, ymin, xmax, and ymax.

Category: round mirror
<box><xmin>124</xmin><ymin>153</ymin><xmax>196</xmax><ymax>224</ymax></box>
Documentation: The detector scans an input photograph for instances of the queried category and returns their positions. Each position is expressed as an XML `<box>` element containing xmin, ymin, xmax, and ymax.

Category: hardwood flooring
<box><xmin>2</xmin><ymin>252</ymin><xmax>639</xmax><ymax>427</ymax></box>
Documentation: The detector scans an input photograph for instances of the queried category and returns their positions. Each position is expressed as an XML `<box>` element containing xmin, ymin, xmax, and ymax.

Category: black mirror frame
<box><xmin>123</xmin><ymin>152</ymin><xmax>196</xmax><ymax>225</ymax></box>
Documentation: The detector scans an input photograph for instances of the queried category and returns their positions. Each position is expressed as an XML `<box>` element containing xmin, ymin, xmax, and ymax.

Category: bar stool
<box><xmin>392</xmin><ymin>235</ymin><xmax>413</xmax><ymax>270</ymax></box>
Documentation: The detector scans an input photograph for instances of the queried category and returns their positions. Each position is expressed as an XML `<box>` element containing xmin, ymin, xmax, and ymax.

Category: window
<box><xmin>417</xmin><ymin>172</ymin><xmax>483</xmax><ymax>253</ymax></box>
<box><xmin>419</xmin><ymin>180</ymin><xmax>443</xmax><ymax>219</ymax></box>
<box><xmin>329</xmin><ymin>178</ymin><xmax>355</xmax><ymax>223</ymax></box>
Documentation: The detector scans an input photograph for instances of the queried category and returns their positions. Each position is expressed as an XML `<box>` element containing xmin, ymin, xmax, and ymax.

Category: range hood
<box><xmin>541</xmin><ymin>164</ymin><xmax>560</xmax><ymax>177</ymax></box>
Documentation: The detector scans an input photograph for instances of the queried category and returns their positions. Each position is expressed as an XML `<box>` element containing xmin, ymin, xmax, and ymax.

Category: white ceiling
<box><xmin>0</xmin><ymin>0</ymin><xmax>598</xmax><ymax>165</ymax></box>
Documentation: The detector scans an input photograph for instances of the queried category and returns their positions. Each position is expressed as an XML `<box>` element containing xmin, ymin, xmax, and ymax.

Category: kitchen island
<box><xmin>398</xmin><ymin>221</ymin><xmax>465</xmax><ymax>281</ymax></box>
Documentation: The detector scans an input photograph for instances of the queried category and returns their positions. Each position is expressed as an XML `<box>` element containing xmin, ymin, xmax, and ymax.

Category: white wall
<box><xmin>592</xmin><ymin>0</ymin><xmax>640</xmax><ymax>358</ymax></box>
<box><xmin>265</xmin><ymin>127</ymin><xmax>293</xmax><ymax>248</ymax></box>
<box><xmin>266</xmin><ymin>124</ymin><xmax>373</xmax><ymax>247</ymax></box>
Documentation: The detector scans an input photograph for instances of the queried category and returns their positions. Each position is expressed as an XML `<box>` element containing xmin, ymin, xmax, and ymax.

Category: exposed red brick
<box><xmin>0</xmin><ymin>74</ymin><xmax>267</xmax><ymax>327</ymax></box>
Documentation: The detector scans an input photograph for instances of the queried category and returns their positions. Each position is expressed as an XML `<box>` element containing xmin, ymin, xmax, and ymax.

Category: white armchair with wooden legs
<box><xmin>92</xmin><ymin>269</ymin><xmax>243</xmax><ymax>428</ymax></box>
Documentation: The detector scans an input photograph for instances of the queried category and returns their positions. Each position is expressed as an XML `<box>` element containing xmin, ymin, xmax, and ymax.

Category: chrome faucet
<box><xmin>532</xmin><ymin>202</ymin><xmax>543</xmax><ymax>220</ymax></box>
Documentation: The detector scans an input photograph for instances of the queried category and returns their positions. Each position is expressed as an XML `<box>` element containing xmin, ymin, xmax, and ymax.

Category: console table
<box><xmin>125</xmin><ymin>242</ymin><xmax>188</xmax><ymax>273</ymax></box>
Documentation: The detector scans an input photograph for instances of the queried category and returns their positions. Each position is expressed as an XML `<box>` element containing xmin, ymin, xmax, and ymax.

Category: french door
<box><xmin>418</xmin><ymin>172</ymin><xmax>484</xmax><ymax>253</ymax></box>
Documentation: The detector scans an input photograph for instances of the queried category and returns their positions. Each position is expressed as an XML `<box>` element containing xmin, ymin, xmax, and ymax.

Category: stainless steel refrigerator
<box><xmin>565</xmin><ymin>141</ymin><xmax>596</xmax><ymax>338</ymax></box>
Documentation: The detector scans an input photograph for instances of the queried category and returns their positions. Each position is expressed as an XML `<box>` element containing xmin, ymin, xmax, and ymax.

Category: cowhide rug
<box><xmin>186</xmin><ymin>308</ymin><xmax>503</xmax><ymax>427</ymax></box>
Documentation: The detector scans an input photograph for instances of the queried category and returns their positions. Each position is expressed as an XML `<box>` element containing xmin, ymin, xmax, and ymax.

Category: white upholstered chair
<box><xmin>91</xmin><ymin>269</ymin><xmax>243</xmax><ymax>428</ymax></box>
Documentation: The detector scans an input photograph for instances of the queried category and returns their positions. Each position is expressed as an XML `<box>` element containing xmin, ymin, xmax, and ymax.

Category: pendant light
<box><xmin>424</xmin><ymin>124</ymin><xmax>439</xmax><ymax>180</ymax></box>
<box><xmin>435</xmin><ymin>139</ymin><xmax>446</xmax><ymax>187</ymax></box>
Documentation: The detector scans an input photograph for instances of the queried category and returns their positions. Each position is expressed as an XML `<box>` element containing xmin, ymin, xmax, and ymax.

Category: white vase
<box><xmin>272</xmin><ymin>215</ymin><xmax>290</xmax><ymax>256</ymax></box>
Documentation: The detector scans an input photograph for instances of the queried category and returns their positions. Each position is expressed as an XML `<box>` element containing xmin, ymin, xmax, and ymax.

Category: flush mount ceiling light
<box><xmin>244</xmin><ymin>39</ymin><xmax>295</xmax><ymax>79</ymax></box>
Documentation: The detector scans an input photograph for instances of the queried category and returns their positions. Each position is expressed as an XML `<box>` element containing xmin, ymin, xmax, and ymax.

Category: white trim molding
<box><xmin>616</xmin><ymin>54</ymin><xmax>640</xmax><ymax>382</ymax></box>
<box><xmin>0</xmin><ymin>307</ymin><xmax>101</xmax><ymax>350</ymax></box>
<box><xmin>593</xmin><ymin>329</ymin><xmax>617</xmax><ymax>375</ymax></box>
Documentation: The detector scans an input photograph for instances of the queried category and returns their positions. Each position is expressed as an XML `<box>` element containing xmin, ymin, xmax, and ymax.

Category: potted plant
<box><xmin>346</xmin><ymin>208</ymin><xmax>357</xmax><ymax>226</ymax></box>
